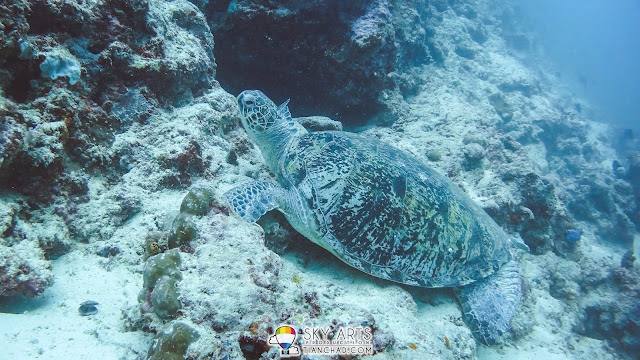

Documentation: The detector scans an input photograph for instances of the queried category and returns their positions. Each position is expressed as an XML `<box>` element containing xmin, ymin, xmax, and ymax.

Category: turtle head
<box><xmin>237</xmin><ymin>90</ymin><xmax>304</xmax><ymax>177</ymax></box>
<box><xmin>237</xmin><ymin>90</ymin><xmax>290</xmax><ymax>136</ymax></box>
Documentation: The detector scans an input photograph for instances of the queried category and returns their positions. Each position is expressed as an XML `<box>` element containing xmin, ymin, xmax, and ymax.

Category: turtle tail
<box><xmin>454</xmin><ymin>260</ymin><xmax>521</xmax><ymax>345</ymax></box>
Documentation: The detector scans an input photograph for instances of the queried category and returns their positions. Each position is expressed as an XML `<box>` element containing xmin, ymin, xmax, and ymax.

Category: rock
<box><xmin>488</xmin><ymin>92</ymin><xmax>514</xmax><ymax>121</ymax></box>
<box><xmin>204</xmin><ymin>0</ymin><xmax>440</xmax><ymax>125</ymax></box>
<box><xmin>629</xmin><ymin>152</ymin><xmax>640</xmax><ymax>196</ymax></box>
<box><xmin>455</xmin><ymin>41</ymin><xmax>477</xmax><ymax>60</ymax></box>
<box><xmin>147</xmin><ymin>322</ymin><xmax>200</xmax><ymax>360</ymax></box>
<box><xmin>294</xmin><ymin>116</ymin><xmax>343</xmax><ymax>132</ymax></box>
<box><xmin>139</xmin><ymin>249</ymin><xmax>183</xmax><ymax>319</ymax></box>
<box><xmin>78</xmin><ymin>300</ymin><xmax>99</xmax><ymax>316</ymax></box>
<box><xmin>0</xmin><ymin>239</ymin><xmax>52</xmax><ymax>297</ymax></box>
<box><xmin>463</xmin><ymin>143</ymin><xmax>485</xmax><ymax>162</ymax></box>
<box><xmin>621</xmin><ymin>250</ymin><xmax>635</xmax><ymax>269</ymax></box>
<box><xmin>463</xmin><ymin>142</ymin><xmax>485</xmax><ymax>169</ymax></box>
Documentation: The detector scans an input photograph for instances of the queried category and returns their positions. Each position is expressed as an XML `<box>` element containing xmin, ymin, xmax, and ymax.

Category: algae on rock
<box><xmin>179</xmin><ymin>187</ymin><xmax>214</xmax><ymax>216</ymax></box>
<box><xmin>167</xmin><ymin>213</ymin><xmax>198</xmax><ymax>250</ymax></box>
<box><xmin>147</xmin><ymin>322</ymin><xmax>199</xmax><ymax>360</ymax></box>
<box><xmin>140</xmin><ymin>249</ymin><xmax>182</xmax><ymax>319</ymax></box>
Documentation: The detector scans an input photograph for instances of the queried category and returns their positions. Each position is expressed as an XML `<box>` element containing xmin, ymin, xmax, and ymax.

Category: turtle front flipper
<box><xmin>454</xmin><ymin>260</ymin><xmax>522</xmax><ymax>345</ymax></box>
<box><xmin>224</xmin><ymin>181</ymin><xmax>283</xmax><ymax>222</ymax></box>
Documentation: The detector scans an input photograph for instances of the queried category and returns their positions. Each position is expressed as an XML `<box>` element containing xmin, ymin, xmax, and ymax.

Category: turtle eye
<box><xmin>245</xmin><ymin>100</ymin><xmax>254</xmax><ymax>106</ymax></box>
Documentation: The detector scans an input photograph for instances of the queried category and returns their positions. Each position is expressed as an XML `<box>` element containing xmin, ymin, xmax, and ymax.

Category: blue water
<box><xmin>518</xmin><ymin>0</ymin><xmax>640</xmax><ymax>133</ymax></box>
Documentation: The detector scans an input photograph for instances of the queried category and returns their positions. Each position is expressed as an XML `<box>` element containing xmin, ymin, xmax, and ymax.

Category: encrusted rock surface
<box><xmin>0</xmin><ymin>0</ymin><xmax>638</xmax><ymax>359</ymax></box>
<box><xmin>200</xmin><ymin>0</ymin><xmax>443</xmax><ymax>124</ymax></box>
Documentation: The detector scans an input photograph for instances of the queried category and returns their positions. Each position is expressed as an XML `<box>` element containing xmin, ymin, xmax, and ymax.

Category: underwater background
<box><xmin>0</xmin><ymin>0</ymin><xmax>638</xmax><ymax>359</ymax></box>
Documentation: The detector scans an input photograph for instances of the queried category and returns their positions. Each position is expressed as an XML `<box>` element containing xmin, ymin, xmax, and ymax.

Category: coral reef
<box><xmin>628</xmin><ymin>152</ymin><xmax>640</xmax><ymax>225</ymax></box>
<box><xmin>199</xmin><ymin>0</ymin><xmax>442</xmax><ymax>124</ymax></box>
<box><xmin>0</xmin><ymin>197</ymin><xmax>57</xmax><ymax>297</ymax></box>
<box><xmin>0</xmin><ymin>0</ymin><xmax>638</xmax><ymax>359</ymax></box>
<box><xmin>237</xmin><ymin>321</ymin><xmax>273</xmax><ymax>360</ymax></box>
<box><xmin>0</xmin><ymin>238</ymin><xmax>51</xmax><ymax>297</ymax></box>
<box><xmin>38</xmin><ymin>48</ymin><xmax>81</xmax><ymax>85</ymax></box>
<box><xmin>576</xmin><ymin>265</ymin><xmax>640</xmax><ymax>353</ymax></box>
<box><xmin>488</xmin><ymin>92</ymin><xmax>514</xmax><ymax>122</ymax></box>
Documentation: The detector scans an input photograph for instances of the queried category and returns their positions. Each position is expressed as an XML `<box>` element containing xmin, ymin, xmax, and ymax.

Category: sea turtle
<box><xmin>225</xmin><ymin>90</ymin><xmax>523</xmax><ymax>344</ymax></box>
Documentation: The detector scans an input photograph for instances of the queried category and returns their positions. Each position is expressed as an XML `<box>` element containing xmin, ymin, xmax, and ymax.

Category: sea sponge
<box><xmin>167</xmin><ymin>213</ymin><xmax>197</xmax><ymax>249</ymax></box>
<box><xmin>179</xmin><ymin>187</ymin><xmax>214</xmax><ymax>216</ymax></box>
<box><xmin>427</xmin><ymin>149</ymin><xmax>442</xmax><ymax>162</ymax></box>
<box><xmin>147</xmin><ymin>322</ymin><xmax>199</xmax><ymax>360</ymax></box>
<box><xmin>143</xmin><ymin>249</ymin><xmax>181</xmax><ymax>288</ymax></box>
<box><xmin>151</xmin><ymin>276</ymin><xmax>181</xmax><ymax>318</ymax></box>
<box><xmin>140</xmin><ymin>249</ymin><xmax>182</xmax><ymax>319</ymax></box>
<box><xmin>39</xmin><ymin>49</ymin><xmax>81</xmax><ymax>85</ymax></box>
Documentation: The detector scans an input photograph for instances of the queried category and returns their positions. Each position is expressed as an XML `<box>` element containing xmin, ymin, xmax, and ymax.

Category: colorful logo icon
<box><xmin>268</xmin><ymin>325</ymin><xmax>300</xmax><ymax>357</ymax></box>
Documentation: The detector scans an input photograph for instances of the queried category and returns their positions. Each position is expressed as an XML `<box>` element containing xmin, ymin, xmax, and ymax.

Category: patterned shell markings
<box><xmin>282</xmin><ymin>131</ymin><xmax>511</xmax><ymax>288</ymax></box>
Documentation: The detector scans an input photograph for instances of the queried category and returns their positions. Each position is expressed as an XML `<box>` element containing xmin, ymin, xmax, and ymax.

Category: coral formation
<box><xmin>201</xmin><ymin>0</ymin><xmax>442</xmax><ymax>124</ymax></box>
<box><xmin>140</xmin><ymin>249</ymin><xmax>182</xmax><ymax>319</ymax></box>
<box><xmin>150</xmin><ymin>276</ymin><xmax>181</xmax><ymax>319</ymax></box>
<box><xmin>179</xmin><ymin>187</ymin><xmax>214</xmax><ymax>216</ymax></box>
<box><xmin>237</xmin><ymin>321</ymin><xmax>273</xmax><ymax>360</ymax></box>
<box><xmin>0</xmin><ymin>240</ymin><xmax>51</xmax><ymax>297</ymax></box>
<box><xmin>39</xmin><ymin>48</ymin><xmax>81</xmax><ymax>85</ymax></box>
<box><xmin>147</xmin><ymin>322</ymin><xmax>200</xmax><ymax>360</ymax></box>
<box><xmin>629</xmin><ymin>152</ymin><xmax>640</xmax><ymax>221</ymax></box>
<box><xmin>577</xmin><ymin>266</ymin><xmax>640</xmax><ymax>353</ymax></box>
<box><xmin>488</xmin><ymin>92</ymin><xmax>514</xmax><ymax>122</ymax></box>
<box><xmin>167</xmin><ymin>187</ymin><xmax>216</xmax><ymax>249</ymax></box>
<box><xmin>0</xmin><ymin>197</ymin><xmax>56</xmax><ymax>297</ymax></box>
<box><xmin>463</xmin><ymin>142</ymin><xmax>485</xmax><ymax>169</ymax></box>
<box><xmin>167</xmin><ymin>213</ymin><xmax>198</xmax><ymax>250</ymax></box>
<box><xmin>427</xmin><ymin>149</ymin><xmax>443</xmax><ymax>162</ymax></box>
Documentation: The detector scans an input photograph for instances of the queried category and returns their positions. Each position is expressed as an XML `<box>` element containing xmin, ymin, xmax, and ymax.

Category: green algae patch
<box><xmin>147</xmin><ymin>322</ymin><xmax>200</xmax><ymax>360</ymax></box>
<box><xmin>140</xmin><ymin>249</ymin><xmax>182</xmax><ymax>319</ymax></box>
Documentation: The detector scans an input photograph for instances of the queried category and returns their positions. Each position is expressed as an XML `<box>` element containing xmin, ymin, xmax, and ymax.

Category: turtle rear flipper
<box><xmin>224</xmin><ymin>181</ymin><xmax>283</xmax><ymax>222</ymax></box>
<box><xmin>454</xmin><ymin>260</ymin><xmax>521</xmax><ymax>345</ymax></box>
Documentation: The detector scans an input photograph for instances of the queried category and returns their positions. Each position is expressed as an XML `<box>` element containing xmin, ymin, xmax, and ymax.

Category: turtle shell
<box><xmin>281</xmin><ymin>131</ymin><xmax>511</xmax><ymax>288</ymax></box>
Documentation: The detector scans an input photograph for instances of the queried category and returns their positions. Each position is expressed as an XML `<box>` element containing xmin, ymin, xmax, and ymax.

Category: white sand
<box><xmin>0</xmin><ymin>251</ymin><xmax>149</xmax><ymax>359</ymax></box>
